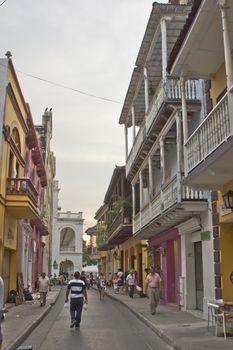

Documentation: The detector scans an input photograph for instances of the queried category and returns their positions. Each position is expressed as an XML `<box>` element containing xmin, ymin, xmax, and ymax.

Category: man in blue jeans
<box><xmin>65</xmin><ymin>271</ymin><xmax>88</xmax><ymax>329</ymax></box>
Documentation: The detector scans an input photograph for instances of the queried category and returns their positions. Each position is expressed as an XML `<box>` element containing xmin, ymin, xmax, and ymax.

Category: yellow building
<box><xmin>0</xmin><ymin>56</ymin><xmax>40</xmax><ymax>296</ymax></box>
<box><xmin>119</xmin><ymin>238</ymin><xmax>148</xmax><ymax>289</ymax></box>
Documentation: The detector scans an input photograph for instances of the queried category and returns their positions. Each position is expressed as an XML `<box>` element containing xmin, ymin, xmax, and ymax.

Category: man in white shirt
<box><xmin>38</xmin><ymin>272</ymin><xmax>50</xmax><ymax>307</ymax></box>
<box><xmin>0</xmin><ymin>276</ymin><xmax>4</xmax><ymax>349</ymax></box>
<box><xmin>126</xmin><ymin>270</ymin><xmax>135</xmax><ymax>298</ymax></box>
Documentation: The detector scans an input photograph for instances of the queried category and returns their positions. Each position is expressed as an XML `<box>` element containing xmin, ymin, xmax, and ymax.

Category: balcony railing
<box><xmin>126</xmin><ymin>123</ymin><xmax>146</xmax><ymax>175</ymax></box>
<box><xmin>133</xmin><ymin>175</ymin><xmax>207</xmax><ymax>234</ymax></box>
<box><xmin>126</xmin><ymin>78</ymin><xmax>199</xmax><ymax>176</ymax></box>
<box><xmin>6</xmin><ymin>178</ymin><xmax>38</xmax><ymax>205</ymax></box>
<box><xmin>185</xmin><ymin>92</ymin><xmax>231</xmax><ymax>173</ymax></box>
<box><xmin>60</xmin><ymin>247</ymin><xmax>75</xmax><ymax>252</ymax></box>
<box><xmin>146</xmin><ymin>78</ymin><xmax>198</xmax><ymax>133</ymax></box>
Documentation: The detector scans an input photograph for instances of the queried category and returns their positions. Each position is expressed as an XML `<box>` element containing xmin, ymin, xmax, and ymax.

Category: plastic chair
<box><xmin>207</xmin><ymin>301</ymin><xmax>226</xmax><ymax>339</ymax></box>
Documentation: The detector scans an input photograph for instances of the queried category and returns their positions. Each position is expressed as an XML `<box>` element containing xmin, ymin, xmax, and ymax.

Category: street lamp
<box><xmin>223</xmin><ymin>190</ymin><xmax>233</xmax><ymax>210</ymax></box>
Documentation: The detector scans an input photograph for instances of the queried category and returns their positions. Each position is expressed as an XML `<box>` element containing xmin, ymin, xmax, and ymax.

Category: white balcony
<box><xmin>60</xmin><ymin>247</ymin><xmax>75</xmax><ymax>253</ymax></box>
<box><xmin>133</xmin><ymin>176</ymin><xmax>208</xmax><ymax>239</ymax></box>
<box><xmin>126</xmin><ymin>124</ymin><xmax>146</xmax><ymax>175</ymax></box>
<box><xmin>126</xmin><ymin>78</ymin><xmax>199</xmax><ymax>177</ymax></box>
<box><xmin>184</xmin><ymin>91</ymin><xmax>233</xmax><ymax>189</ymax></box>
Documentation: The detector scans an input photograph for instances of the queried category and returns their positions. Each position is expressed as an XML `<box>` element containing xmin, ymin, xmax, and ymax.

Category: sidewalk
<box><xmin>2</xmin><ymin>286</ymin><xmax>61</xmax><ymax>350</ymax></box>
<box><xmin>104</xmin><ymin>287</ymin><xmax>233</xmax><ymax>350</ymax></box>
<box><xmin>2</xmin><ymin>285</ymin><xmax>233</xmax><ymax>350</ymax></box>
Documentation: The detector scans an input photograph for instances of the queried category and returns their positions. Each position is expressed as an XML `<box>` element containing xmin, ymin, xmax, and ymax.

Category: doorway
<box><xmin>194</xmin><ymin>241</ymin><xmax>204</xmax><ymax>311</ymax></box>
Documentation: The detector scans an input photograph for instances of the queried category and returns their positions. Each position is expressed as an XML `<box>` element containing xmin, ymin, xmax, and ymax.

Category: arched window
<box><xmin>60</xmin><ymin>227</ymin><xmax>75</xmax><ymax>252</ymax></box>
<box><xmin>11</xmin><ymin>127</ymin><xmax>21</xmax><ymax>153</ymax></box>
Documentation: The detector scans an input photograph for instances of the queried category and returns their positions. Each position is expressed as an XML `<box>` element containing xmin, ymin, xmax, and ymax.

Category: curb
<box><xmin>103</xmin><ymin>290</ymin><xmax>182</xmax><ymax>350</ymax></box>
<box><xmin>6</xmin><ymin>288</ymin><xmax>62</xmax><ymax>350</ymax></box>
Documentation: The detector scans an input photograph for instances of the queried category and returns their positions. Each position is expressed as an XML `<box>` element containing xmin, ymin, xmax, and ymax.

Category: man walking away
<box><xmin>145</xmin><ymin>267</ymin><xmax>161</xmax><ymax>315</ymax></box>
<box><xmin>65</xmin><ymin>271</ymin><xmax>88</xmax><ymax>329</ymax></box>
<box><xmin>38</xmin><ymin>272</ymin><xmax>50</xmax><ymax>307</ymax></box>
<box><xmin>0</xmin><ymin>276</ymin><xmax>4</xmax><ymax>350</ymax></box>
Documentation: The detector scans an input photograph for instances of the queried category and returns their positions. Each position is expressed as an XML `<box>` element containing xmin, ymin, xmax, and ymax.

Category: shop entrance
<box><xmin>194</xmin><ymin>241</ymin><xmax>204</xmax><ymax>311</ymax></box>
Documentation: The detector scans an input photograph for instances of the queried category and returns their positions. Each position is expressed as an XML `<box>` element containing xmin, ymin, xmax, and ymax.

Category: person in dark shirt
<box><xmin>80</xmin><ymin>271</ymin><xmax>87</xmax><ymax>286</ymax></box>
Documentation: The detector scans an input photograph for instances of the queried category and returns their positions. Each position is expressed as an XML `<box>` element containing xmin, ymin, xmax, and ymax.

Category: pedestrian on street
<box><xmin>145</xmin><ymin>267</ymin><xmax>161</xmax><ymax>315</ymax></box>
<box><xmin>80</xmin><ymin>271</ymin><xmax>87</xmax><ymax>287</ymax></box>
<box><xmin>65</xmin><ymin>271</ymin><xmax>88</xmax><ymax>329</ymax></box>
<box><xmin>97</xmin><ymin>273</ymin><xmax>106</xmax><ymax>300</ymax></box>
<box><xmin>126</xmin><ymin>270</ymin><xmax>136</xmax><ymax>298</ymax></box>
<box><xmin>38</xmin><ymin>272</ymin><xmax>50</xmax><ymax>307</ymax></box>
<box><xmin>0</xmin><ymin>276</ymin><xmax>4</xmax><ymax>350</ymax></box>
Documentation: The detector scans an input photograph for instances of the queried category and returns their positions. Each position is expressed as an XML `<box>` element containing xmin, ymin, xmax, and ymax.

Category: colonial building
<box><xmin>85</xmin><ymin>225</ymin><xmax>100</xmax><ymax>262</ymax></box>
<box><xmin>36</xmin><ymin>109</ymin><xmax>56</xmax><ymax>276</ymax></box>
<box><xmin>51</xmin><ymin>180</ymin><xmax>83</xmax><ymax>276</ymax></box>
<box><xmin>0</xmin><ymin>55</ymin><xmax>48</xmax><ymax>296</ymax></box>
<box><xmin>168</xmin><ymin>0</ymin><xmax>233</xmax><ymax>306</ymax></box>
<box><xmin>119</xmin><ymin>2</ymin><xmax>213</xmax><ymax>316</ymax></box>
<box><xmin>95</xmin><ymin>166</ymin><xmax>147</xmax><ymax>287</ymax></box>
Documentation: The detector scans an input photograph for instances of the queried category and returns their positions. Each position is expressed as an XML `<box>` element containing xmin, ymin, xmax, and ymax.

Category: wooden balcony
<box><xmin>184</xmin><ymin>91</ymin><xmax>233</xmax><ymax>189</ymax></box>
<box><xmin>107</xmin><ymin>210</ymin><xmax>132</xmax><ymax>245</ymax></box>
<box><xmin>6</xmin><ymin>178</ymin><xmax>39</xmax><ymax>219</ymax></box>
<box><xmin>126</xmin><ymin>78</ymin><xmax>199</xmax><ymax>178</ymax></box>
<box><xmin>133</xmin><ymin>175</ymin><xmax>208</xmax><ymax>239</ymax></box>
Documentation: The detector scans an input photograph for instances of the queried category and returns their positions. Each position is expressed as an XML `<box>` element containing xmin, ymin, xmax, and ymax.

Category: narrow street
<box><xmin>21</xmin><ymin>288</ymin><xmax>171</xmax><ymax>350</ymax></box>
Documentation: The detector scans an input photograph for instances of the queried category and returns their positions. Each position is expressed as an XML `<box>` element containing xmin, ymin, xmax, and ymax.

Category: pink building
<box><xmin>149</xmin><ymin>228</ymin><xmax>181</xmax><ymax>305</ymax></box>
<box><xmin>17</xmin><ymin>104</ymin><xmax>48</xmax><ymax>291</ymax></box>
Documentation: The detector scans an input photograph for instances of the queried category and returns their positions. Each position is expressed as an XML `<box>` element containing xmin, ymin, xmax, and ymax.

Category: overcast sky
<box><xmin>0</xmin><ymin>0</ymin><xmax>168</xmax><ymax>233</ymax></box>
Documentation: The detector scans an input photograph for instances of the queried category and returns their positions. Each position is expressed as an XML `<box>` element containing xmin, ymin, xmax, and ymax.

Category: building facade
<box><xmin>0</xmin><ymin>56</ymin><xmax>48</xmax><ymax>296</ymax></box>
<box><xmin>168</xmin><ymin>0</ymin><xmax>233</xmax><ymax>305</ymax></box>
<box><xmin>94</xmin><ymin>166</ymin><xmax>147</xmax><ymax>288</ymax></box>
<box><xmin>51</xmin><ymin>180</ymin><xmax>83</xmax><ymax>276</ymax></box>
<box><xmin>119</xmin><ymin>2</ymin><xmax>214</xmax><ymax>316</ymax></box>
<box><xmin>36</xmin><ymin>109</ymin><xmax>56</xmax><ymax>276</ymax></box>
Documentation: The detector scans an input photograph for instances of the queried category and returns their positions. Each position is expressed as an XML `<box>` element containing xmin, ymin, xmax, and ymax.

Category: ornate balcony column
<box><xmin>176</xmin><ymin>112</ymin><xmax>182</xmax><ymax>203</ymax></box>
<box><xmin>161</xmin><ymin>17</ymin><xmax>168</xmax><ymax>83</ymax></box>
<box><xmin>139</xmin><ymin>171</ymin><xmax>144</xmax><ymax>210</ymax></box>
<box><xmin>132</xmin><ymin>183</ymin><xmax>135</xmax><ymax>218</ymax></box>
<box><xmin>143</xmin><ymin>67</ymin><xmax>149</xmax><ymax>113</ymax></box>
<box><xmin>160</xmin><ymin>137</ymin><xmax>165</xmax><ymax>186</ymax></box>
<box><xmin>148</xmin><ymin>156</ymin><xmax>153</xmax><ymax>199</ymax></box>
<box><xmin>131</xmin><ymin>105</ymin><xmax>136</xmax><ymax>142</ymax></box>
<box><xmin>124</xmin><ymin>124</ymin><xmax>128</xmax><ymax>161</ymax></box>
<box><xmin>219</xmin><ymin>0</ymin><xmax>233</xmax><ymax>133</ymax></box>
<box><xmin>180</xmin><ymin>76</ymin><xmax>188</xmax><ymax>176</ymax></box>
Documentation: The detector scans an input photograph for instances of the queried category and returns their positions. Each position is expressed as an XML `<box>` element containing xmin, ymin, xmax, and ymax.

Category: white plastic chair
<box><xmin>207</xmin><ymin>301</ymin><xmax>226</xmax><ymax>339</ymax></box>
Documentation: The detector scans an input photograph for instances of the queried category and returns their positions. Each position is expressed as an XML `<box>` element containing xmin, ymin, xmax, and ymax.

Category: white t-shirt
<box><xmin>126</xmin><ymin>273</ymin><xmax>135</xmax><ymax>286</ymax></box>
<box><xmin>38</xmin><ymin>276</ymin><xmax>50</xmax><ymax>292</ymax></box>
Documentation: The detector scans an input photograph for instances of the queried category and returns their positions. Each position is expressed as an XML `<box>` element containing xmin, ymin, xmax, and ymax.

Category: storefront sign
<box><xmin>201</xmin><ymin>231</ymin><xmax>211</xmax><ymax>241</ymax></box>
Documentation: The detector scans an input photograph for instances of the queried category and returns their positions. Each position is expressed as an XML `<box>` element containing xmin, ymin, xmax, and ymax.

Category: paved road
<box><xmin>21</xmin><ymin>288</ymin><xmax>171</xmax><ymax>350</ymax></box>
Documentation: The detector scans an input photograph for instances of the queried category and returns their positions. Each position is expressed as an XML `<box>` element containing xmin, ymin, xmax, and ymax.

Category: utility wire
<box><xmin>0</xmin><ymin>0</ymin><xmax>8</xmax><ymax>6</ymax></box>
<box><xmin>0</xmin><ymin>62</ymin><xmax>121</xmax><ymax>104</ymax></box>
<box><xmin>17</xmin><ymin>68</ymin><xmax>122</xmax><ymax>104</ymax></box>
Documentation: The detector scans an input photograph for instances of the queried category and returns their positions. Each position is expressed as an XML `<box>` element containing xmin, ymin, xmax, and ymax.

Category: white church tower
<box><xmin>51</xmin><ymin>180</ymin><xmax>84</xmax><ymax>276</ymax></box>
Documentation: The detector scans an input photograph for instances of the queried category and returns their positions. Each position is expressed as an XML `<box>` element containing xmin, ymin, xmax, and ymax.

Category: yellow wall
<box><xmin>119</xmin><ymin>238</ymin><xmax>147</xmax><ymax>290</ymax></box>
<box><xmin>0</xmin><ymin>62</ymin><xmax>27</xmax><ymax>293</ymax></box>
<box><xmin>4</xmin><ymin>212</ymin><xmax>17</xmax><ymax>250</ymax></box>
<box><xmin>220</xmin><ymin>223</ymin><xmax>233</xmax><ymax>301</ymax></box>
<box><xmin>210</xmin><ymin>63</ymin><xmax>227</xmax><ymax>107</ymax></box>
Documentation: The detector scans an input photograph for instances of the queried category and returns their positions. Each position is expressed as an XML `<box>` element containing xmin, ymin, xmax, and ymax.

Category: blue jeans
<box><xmin>128</xmin><ymin>285</ymin><xmax>134</xmax><ymax>298</ymax></box>
<box><xmin>70</xmin><ymin>298</ymin><xmax>84</xmax><ymax>325</ymax></box>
